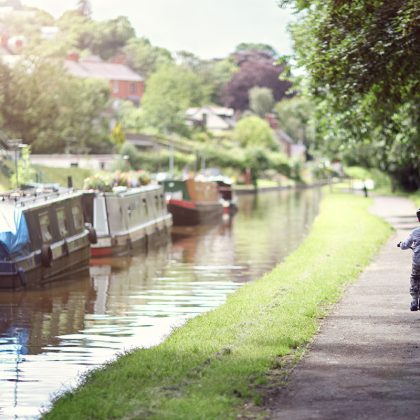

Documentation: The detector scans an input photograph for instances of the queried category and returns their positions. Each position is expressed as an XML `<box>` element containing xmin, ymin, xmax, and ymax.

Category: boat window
<box><xmin>39</xmin><ymin>212</ymin><xmax>52</xmax><ymax>243</ymax></box>
<box><xmin>155</xmin><ymin>195</ymin><xmax>159</xmax><ymax>210</ymax></box>
<box><xmin>160</xmin><ymin>194</ymin><xmax>165</xmax><ymax>208</ymax></box>
<box><xmin>72</xmin><ymin>205</ymin><xmax>83</xmax><ymax>230</ymax></box>
<box><xmin>142</xmin><ymin>198</ymin><xmax>148</xmax><ymax>216</ymax></box>
<box><xmin>57</xmin><ymin>207</ymin><xmax>69</xmax><ymax>237</ymax></box>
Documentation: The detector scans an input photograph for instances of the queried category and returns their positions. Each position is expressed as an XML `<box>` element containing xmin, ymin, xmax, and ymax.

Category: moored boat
<box><xmin>161</xmin><ymin>178</ymin><xmax>224</xmax><ymax>226</ymax></box>
<box><xmin>83</xmin><ymin>185</ymin><xmax>172</xmax><ymax>257</ymax></box>
<box><xmin>215</xmin><ymin>179</ymin><xmax>238</xmax><ymax>214</ymax></box>
<box><xmin>0</xmin><ymin>188</ymin><xmax>94</xmax><ymax>290</ymax></box>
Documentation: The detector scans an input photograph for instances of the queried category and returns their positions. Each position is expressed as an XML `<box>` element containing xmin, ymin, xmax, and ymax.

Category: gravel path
<box><xmin>266</xmin><ymin>196</ymin><xmax>420</xmax><ymax>420</ymax></box>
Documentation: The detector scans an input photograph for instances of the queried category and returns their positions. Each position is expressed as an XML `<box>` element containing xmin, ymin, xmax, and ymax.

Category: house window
<box><xmin>57</xmin><ymin>207</ymin><xmax>69</xmax><ymax>237</ymax></box>
<box><xmin>112</xmin><ymin>81</ymin><xmax>119</xmax><ymax>94</ymax></box>
<box><xmin>39</xmin><ymin>212</ymin><xmax>52</xmax><ymax>243</ymax></box>
<box><xmin>72</xmin><ymin>205</ymin><xmax>83</xmax><ymax>231</ymax></box>
<box><xmin>130</xmin><ymin>82</ymin><xmax>136</xmax><ymax>94</ymax></box>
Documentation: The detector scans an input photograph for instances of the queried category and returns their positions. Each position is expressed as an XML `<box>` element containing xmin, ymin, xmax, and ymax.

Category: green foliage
<box><xmin>118</xmin><ymin>101</ymin><xmax>145</xmax><ymax>133</ymax></box>
<box><xmin>275</xmin><ymin>96</ymin><xmax>315</xmax><ymax>146</ymax></box>
<box><xmin>344</xmin><ymin>166</ymin><xmax>392</xmax><ymax>193</ymax></box>
<box><xmin>83</xmin><ymin>170</ymin><xmax>151</xmax><ymax>191</ymax></box>
<box><xmin>1</xmin><ymin>59</ymin><xmax>112</xmax><ymax>153</ymax></box>
<box><xmin>287</xmin><ymin>0</ymin><xmax>420</xmax><ymax>191</ymax></box>
<box><xmin>249</xmin><ymin>87</ymin><xmax>274</xmax><ymax>117</ymax></box>
<box><xmin>235</xmin><ymin>42</ymin><xmax>279</xmax><ymax>57</ymax></box>
<box><xmin>116</xmin><ymin>142</ymin><xmax>139</xmax><ymax>170</ymax></box>
<box><xmin>233</xmin><ymin>116</ymin><xmax>277</xmax><ymax>149</ymax></box>
<box><xmin>202</xmin><ymin>58</ymin><xmax>239</xmax><ymax>104</ymax></box>
<box><xmin>90</xmin><ymin>16</ymin><xmax>135</xmax><ymax>60</ymax></box>
<box><xmin>123</xmin><ymin>37</ymin><xmax>173</xmax><ymax>78</ymax></box>
<box><xmin>44</xmin><ymin>193</ymin><xmax>391</xmax><ymax>419</ymax></box>
<box><xmin>10</xmin><ymin>146</ymin><xmax>35</xmax><ymax>188</ymax></box>
<box><xmin>141</xmin><ymin>64</ymin><xmax>210</xmax><ymax>133</ymax></box>
<box><xmin>110</xmin><ymin>122</ymin><xmax>125</xmax><ymax>150</ymax></box>
<box><xmin>77</xmin><ymin>0</ymin><xmax>92</xmax><ymax>17</ymax></box>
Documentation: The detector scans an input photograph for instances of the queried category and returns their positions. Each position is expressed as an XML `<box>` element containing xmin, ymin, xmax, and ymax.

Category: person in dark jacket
<box><xmin>398</xmin><ymin>208</ymin><xmax>420</xmax><ymax>311</ymax></box>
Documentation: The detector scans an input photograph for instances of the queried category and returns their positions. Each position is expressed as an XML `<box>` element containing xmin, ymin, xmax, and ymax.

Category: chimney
<box><xmin>67</xmin><ymin>51</ymin><xmax>80</xmax><ymax>62</ymax></box>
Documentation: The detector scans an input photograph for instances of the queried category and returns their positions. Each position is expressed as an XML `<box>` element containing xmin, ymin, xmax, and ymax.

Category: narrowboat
<box><xmin>82</xmin><ymin>185</ymin><xmax>172</xmax><ymax>257</ymax></box>
<box><xmin>161</xmin><ymin>178</ymin><xmax>224</xmax><ymax>226</ymax></box>
<box><xmin>0</xmin><ymin>188</ymin><xmax>95</xmax><ymax>290</ymax></box>
<box><xmin>215</xmin><ymin>179</ymin><xmax>238</xmax><ymax>214</ymax></box>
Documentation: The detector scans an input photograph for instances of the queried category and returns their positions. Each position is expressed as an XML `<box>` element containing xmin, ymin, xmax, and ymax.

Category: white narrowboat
<box><xmin>83</xmin><ymin>185</ymin><xmax>172</xmax><ymax>257</ymax></box>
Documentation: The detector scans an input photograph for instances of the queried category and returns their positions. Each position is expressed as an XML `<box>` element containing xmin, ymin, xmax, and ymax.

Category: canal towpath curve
<box><xmin>264</xmin><ymin>195</ymin><xmax>420</xmax><ymax>419</ymax></box>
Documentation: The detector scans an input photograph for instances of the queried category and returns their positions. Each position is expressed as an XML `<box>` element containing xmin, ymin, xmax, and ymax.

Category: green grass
<box><xmin>34</xmin><ymin>165</ymin><xmax>93</xmax><ymax>189</ymax></box>
<box><xmin>411</xmin><ymin>191</ymin><xmax>420</xmax><ymax>208</ymax></box>
<box><xmin>43</xmin><ymin>193</ymin><xmax>392</xmax><ymax>420</ymax></box>
<box><xmin>0</xmin><ymin>170</ymin><xmax>10</xmax><ymax>191</ymax></box>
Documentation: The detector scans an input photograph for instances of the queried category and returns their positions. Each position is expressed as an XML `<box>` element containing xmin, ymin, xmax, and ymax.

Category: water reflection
<box><xmin>0</xmin><ymin>188</ymin><xmax>321</xmax><ymax>418</ymax></box>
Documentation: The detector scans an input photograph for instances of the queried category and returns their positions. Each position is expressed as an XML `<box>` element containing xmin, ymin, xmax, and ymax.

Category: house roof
<box><xmin>64</xmin><ymin>57</ymin><xmax>143</xmax><ymax>82</ymax></box>
<box><xmin>186</xmin><ymin>106</ymin><xmax>235</xmax><ymax>131</ymax></box>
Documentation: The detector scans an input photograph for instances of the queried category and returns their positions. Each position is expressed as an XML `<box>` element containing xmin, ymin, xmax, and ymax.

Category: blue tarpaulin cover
<box><xmin>0</xmin><ymin>205</ymin><xmax>30</xmax><ymax>259</ymax></box>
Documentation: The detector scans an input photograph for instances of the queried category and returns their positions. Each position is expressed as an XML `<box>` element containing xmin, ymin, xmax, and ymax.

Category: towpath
<box><xmin>265</xmin><ymin>196</ymin><xmax>420</xmax><ymax>419</ymax></box>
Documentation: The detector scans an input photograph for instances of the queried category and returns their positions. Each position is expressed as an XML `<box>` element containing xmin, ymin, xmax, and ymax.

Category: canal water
<box><xmin>0</xmin><ymin>188</ymin><xmax>321</xmax><ymax>419</ymax></box>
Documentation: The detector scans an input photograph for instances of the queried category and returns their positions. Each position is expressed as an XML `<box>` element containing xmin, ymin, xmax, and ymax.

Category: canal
<box><xmin>0</xmin><ymin>188</ymin><xmax>321</xmax><ymax>419</ymax></box>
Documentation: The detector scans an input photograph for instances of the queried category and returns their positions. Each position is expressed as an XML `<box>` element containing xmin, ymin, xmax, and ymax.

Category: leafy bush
<box><xmin>83</xmin><ymin>170</ymin><xmax>151</xmax><ymax>191</ymax></box>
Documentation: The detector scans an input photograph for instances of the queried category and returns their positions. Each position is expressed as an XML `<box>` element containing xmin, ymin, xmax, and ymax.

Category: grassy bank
<box><xmin>34</xmin><ymin>165</ymin><xmax>92</xmax><ymax>189</ymax></box>
<box><xmin>412</xmin><ymin>192</ymin><xmax>420</xmax><ymax>208</ymax></box>
<box><xmin>44</xmin><ymin>193</ymin><xmax>391</xmax><ymax>419</ymax></box>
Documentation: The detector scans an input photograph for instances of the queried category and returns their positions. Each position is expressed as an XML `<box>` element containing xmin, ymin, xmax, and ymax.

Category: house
<box><xmin>275</xmin><ymin>128</ymin><xmax>306</xmax><ymax>160</ymax></box>
<box><xmin>64</xmin><ymin>54</ymin><xmax>144</xmax><ymax>105</ymax></box>
<box><xmin>185</xmin><ymin>106</ymin><xmax>236</xmax><ymax>134</ymax></box>
<box><xmin>265</xmin><ymin>113</ymin><xmax>306</xmax><ymax>160</ymax></box>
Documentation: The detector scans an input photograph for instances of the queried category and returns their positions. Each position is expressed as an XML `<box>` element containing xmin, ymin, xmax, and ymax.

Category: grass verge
<box><xmin>34</xmin><ymin>165</ymin><xmax>93</xmax><ymax>189</ymax></box>
<box><xmin>44</xmin><ymin>193</ymin><xmax>392</xmax><ymax>419</ymax></box>
<box><xmin>411</xmin><ymin>191</ymin><xmax>420</xmax><ymax>208</ymax></box>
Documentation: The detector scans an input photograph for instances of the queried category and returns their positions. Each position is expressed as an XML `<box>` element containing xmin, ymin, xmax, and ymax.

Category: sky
<box><xmin>22</xmin><ymin>0</ymin><xmax>296</xmax><ymax>59</ymax></box>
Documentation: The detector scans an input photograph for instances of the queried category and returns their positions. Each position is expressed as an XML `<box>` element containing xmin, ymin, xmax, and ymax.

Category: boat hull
<box><xmin>87</xmin><ymin>187</ymin><xmax>173</xmax><ymax>258</ymax></box>
<box><xmin>91</xmin><ymin>222</ymin><xmax>170</xmax><ymax>257</ymax></box>
<box><xmin>168</xmin><ymin>200</ymin><xmax>223</xmax><ymax>226</ymax></box>
<box><xmin>0</xmin><ymin>189</ymin><xmax>92</xmax><ymax>291</ymax></box>
<box><xmin>0</xmin><ymin>240</ymin><xmax>90</xmax><ymax>290</ymax></box>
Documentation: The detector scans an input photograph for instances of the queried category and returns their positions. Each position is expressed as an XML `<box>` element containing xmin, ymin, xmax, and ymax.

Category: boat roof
<box><xmin>0</xmin><ymin>187</ymin><xmax>84</xmax><ymax>211</ymax></box>
<box><xmin>100</xmin><ymin>184</ymin><xmax>163</xmax><ymax>197</ymax></box>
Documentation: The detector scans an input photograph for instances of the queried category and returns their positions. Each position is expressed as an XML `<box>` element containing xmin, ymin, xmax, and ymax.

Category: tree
<box><xmin>77</xmin><ymin>0</ymin><xmax>92</xmax><ymax>17</ymax></box>
<box><xmin>141</xmin><ymin>64</ymin><xmax>210</xmax><ymax>133</ymax></box>
<box><xmin>91</xmin><ymin>16</ymin><xmax>136</xmax><ymax>60</ymax></box>
<box><xmin>282</xmin><ymin>0</ymin><xmax>420</xmax><ymax>190</ymax></box>
<box><xmin>118</xmin><ymin>100</ymin><xmax>145</xmax><ymax>133</ymax></box>
<box><xmin>55</xmin><ymin>10</ymin><xmax>97</xmax><ymax>55</ymax></box>
<box><xmin>123</xmin><ymin>37</ymin><xmax>173</xmax><ymax>78</ymax></box>
<box><xmin>232</xmin><ymin>116</ymin><xmax>277</xmax><ymax>149</ymax></box>
<box><xmin>1</xmin><ymin>59</ymin><xmax>111</xmax><ymax>153</ymax></box>
<box><xmin>249</xmin><ymin>87</ymin><xmax>275</xmax><ymax>117</ymax></box>
<box><xmin>222</xmin><ymin>51</ymin><xmax>291</xmax><ymax>111</ymax></box>
<box><xmin>111</xmin><ymin>122</ymin><xmax>126</xmax><ymax>150</ymax></box>
<box><xmin>235</xmin><ymin>42</ymin><xmax>278</xmax><ymax>57</ymax></box>
<box><xmin>275</xmin><ymin>96</ymin><xmax>315</xmax><ymax>147</ymax></box>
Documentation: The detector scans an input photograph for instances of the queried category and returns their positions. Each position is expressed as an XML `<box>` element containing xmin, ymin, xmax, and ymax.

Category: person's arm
<box><xmin>400</xmin><ymin>233</ymin><xmax>414</xmax><ymax>250</ymax></box>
